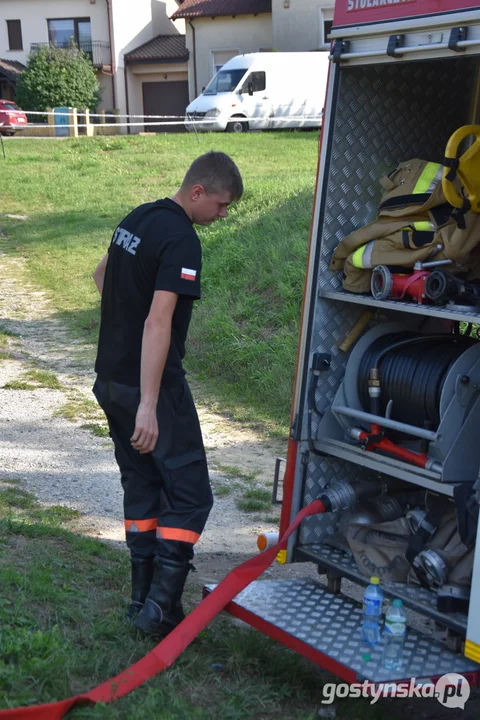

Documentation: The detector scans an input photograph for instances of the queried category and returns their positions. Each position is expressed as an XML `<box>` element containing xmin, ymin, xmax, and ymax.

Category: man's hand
<box><xmin>131</xmin><ymin>403</ymin><xmax>158</xmax><ymax>454</ymax></box>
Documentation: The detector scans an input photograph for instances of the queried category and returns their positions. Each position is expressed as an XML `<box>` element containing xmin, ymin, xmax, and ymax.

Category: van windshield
<box><xmin>203</xmin><ymin>69</ymin><xmax>247</xmax><ymax>95</ymax></box>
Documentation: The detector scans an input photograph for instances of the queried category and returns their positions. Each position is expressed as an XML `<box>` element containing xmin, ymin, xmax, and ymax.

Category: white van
<box><xmin>185</xmin><ymin>52</ymin><xmax>329</xmax><ymax>133</ymax></box>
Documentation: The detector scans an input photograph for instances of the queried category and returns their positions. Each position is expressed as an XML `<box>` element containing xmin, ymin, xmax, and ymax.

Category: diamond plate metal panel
<box><xmin>319</xmin><ymin>59</ymin><xmax>473</xmax><ymax>289</ymax></box>
<box><xmin>301</xmin><ymin>544</ymin><xmax>468</xmax><ymax>634</ymax></box>
<box><xmin>311</xmin><ymin>303</ymin><xmax>367</xmax><ymax>419</ymax></box>
<box><xmin>208</xmin><ymin>580</ymin><xmax>480</xmax><ymax>682</ymax></box>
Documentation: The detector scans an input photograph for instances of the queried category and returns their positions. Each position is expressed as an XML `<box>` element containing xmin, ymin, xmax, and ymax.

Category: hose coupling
<box><xmin>318</xmin><ymin>483</ymin><xmax>357</xmax><ymax>513</ymax></box>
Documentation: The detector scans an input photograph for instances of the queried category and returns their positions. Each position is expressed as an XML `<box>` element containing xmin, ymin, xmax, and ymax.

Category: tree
<box><xmin>16</xmin><ymin>45</ymin><xmax>100</xmax><ymax>111</ymax></box>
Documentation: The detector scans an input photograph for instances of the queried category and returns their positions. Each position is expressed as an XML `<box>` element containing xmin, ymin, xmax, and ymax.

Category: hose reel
<box><xmin>330</xmin><ymin>323</ymin><xmax>480</xmax><ymax>483</ymax></box>
<box><xmin>357</xmin><ymin>331</ymin><xmax>473</xmax><ymax>428</ymax></box>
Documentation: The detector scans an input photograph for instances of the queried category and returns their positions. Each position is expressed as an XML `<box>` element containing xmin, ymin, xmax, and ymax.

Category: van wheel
<box><xmin>226</xmin><ymin>117</ymin><xmax>248</xmax><ymax>133</ymax></box>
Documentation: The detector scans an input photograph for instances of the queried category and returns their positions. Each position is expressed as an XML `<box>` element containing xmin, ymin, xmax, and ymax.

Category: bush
<box><xmin>16</xmin><ymin>45</ymin><xmax>100</xmax><ymax>112</ymax></box>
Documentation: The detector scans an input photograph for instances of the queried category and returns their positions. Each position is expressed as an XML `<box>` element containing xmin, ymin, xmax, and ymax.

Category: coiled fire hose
<box><xmin>0</xmin><ymin>500</ymin><xmax>326</xmax><ymax>720</ymax></box>
<box><xmin>358</xmin><ymin>333</ymin><xmax>474</xmax><ymax>428</ymax></box>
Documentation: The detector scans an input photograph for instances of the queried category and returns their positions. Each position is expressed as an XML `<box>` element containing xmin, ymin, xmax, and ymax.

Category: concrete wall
<box><xmin>152</xmin><ymin>0</ymin><xmax>185</xmax><ymax>36</ymax></box>
<box><xmin>272</xmin><ymin>0</ymin><xmax>334</xmax><ymax>51</ymax></box>
<box><xmin>127</xmin><ymin>61</ymin><xmax>188</xmax><ymax>132</ymax></box>
<box><xmin>111</xmin><ymin>0</ymin><xmax>152</xmax><ymax>115</ymax></box>
<box><xmin>181</xmin><ymin>14</ymin><xmax>272</xmax><ymax>101</ymax></box>
<box><xmin>0</xmin><ymin>0</ymin><xmax>110</xmax><ymax>66</ymax></box>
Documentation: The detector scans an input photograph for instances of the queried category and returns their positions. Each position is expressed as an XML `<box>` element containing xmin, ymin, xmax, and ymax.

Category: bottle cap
<box><xmin>370</xmin><ymin>576</ymin><xmax>380</xmax><ymax>584</ymax></box>
<box><xmin>362</xmin><ymin>653</ymin><xmax>371</xmax><ymax>662</ymax></box>
<box><xmin>392</xmin><ymin>599</ymin><xmax>403</xmax><ymax>607</ymax></box>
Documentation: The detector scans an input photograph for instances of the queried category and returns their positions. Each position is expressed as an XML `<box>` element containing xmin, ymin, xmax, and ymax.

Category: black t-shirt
<box><xmin>95</xmin><ymin>198</ymin><xmax>201</xmax><ymax>386</ymax></box>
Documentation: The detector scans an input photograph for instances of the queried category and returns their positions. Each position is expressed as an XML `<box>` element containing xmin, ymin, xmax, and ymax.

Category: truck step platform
<box><xmin>205</xmin><ymin>580</ymin><xmax>480</xmax><ymax>685</ymax></box>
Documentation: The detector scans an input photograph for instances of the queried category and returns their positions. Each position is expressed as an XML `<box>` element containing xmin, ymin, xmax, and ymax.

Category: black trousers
<box><xmin>93</xmin><ymin>377</ymin><xmax>213</xmax><ymax>565</ymax></box>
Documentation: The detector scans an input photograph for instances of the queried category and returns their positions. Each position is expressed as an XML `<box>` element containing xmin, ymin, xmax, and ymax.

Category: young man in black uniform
<box><xmin>92</xmin><ymin>151</ymin><xmax>243</xmax><ymax>636</ymax></box>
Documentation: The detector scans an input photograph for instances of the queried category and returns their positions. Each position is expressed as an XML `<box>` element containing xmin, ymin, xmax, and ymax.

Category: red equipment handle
<box><xmin>359</xmin><ymin>431</ymin><xmax>429</xmax><ymax>468</ymax></box>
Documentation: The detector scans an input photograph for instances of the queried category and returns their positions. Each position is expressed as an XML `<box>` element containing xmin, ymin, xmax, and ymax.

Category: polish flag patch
<box><xmin>181</xmin><ymin>267</ymin><xmax>197</xmax><ymax>281</ymax></box>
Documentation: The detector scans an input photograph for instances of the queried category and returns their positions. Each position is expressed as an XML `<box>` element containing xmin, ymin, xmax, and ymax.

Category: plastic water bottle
<box><xmin>382</xmin><ymin>599</ymin><xmax>407</xmax><ymax>670</ymax></box>
<box><xmin>361</xmin><ymin>576</ymin><xmax>383</xmax><ymax>647</ymax></box>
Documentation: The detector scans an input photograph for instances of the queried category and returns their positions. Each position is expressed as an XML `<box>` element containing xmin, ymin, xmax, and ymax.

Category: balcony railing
<box><xmin>30</xmin><ymin>41</ymin><xmax>111</xmax><ymax>69</ymax></box>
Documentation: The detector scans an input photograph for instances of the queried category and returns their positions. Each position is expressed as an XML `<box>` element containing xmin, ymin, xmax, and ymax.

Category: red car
<box><xmin>0</xmin><ymin>100</ymin><xmax>28</xmax><ymax>135</ymax></box>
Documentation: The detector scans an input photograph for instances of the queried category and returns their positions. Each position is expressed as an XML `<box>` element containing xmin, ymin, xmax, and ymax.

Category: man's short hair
<box><xmin>182</xmin><ymin>151</ymin><xmax>243</xmax><ymax>202</ymax></box>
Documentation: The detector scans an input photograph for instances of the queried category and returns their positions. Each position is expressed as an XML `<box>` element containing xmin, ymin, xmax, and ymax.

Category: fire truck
<box><xmin>212</xmin><ymin>0</ymin><xmax>480</xmax><ymax>691</ymax></box>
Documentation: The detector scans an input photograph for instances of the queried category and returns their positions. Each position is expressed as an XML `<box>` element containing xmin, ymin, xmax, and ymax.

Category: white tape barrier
<box><xmin>28</xmin><ymin>120</ymin><xmax>189</xmax><ymax>128</ymax></box>
<box><xmin>25</xmin><ymin>110</ymin><xmax>185</xmax><ymax>119</ymax></box>
<box><xmin>24</xmin><ymin>109</ymin><xmax>323</xmax><ymax>120</ymax></box>
<box><xmin>26</xmin><ymin>117</ymin><xmax>322</xmax><ymax>129</ymax></box>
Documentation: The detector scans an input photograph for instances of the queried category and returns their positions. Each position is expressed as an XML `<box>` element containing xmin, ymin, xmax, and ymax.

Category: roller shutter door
<box><xmin>142</xmin><ymin>81</ymin><xmax>189</xmax><ymax>133</ymax></box>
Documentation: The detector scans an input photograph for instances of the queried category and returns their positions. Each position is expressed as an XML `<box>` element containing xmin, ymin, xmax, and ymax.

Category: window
<box><xmin>47</xmin><ymin>18</ymin><xmax>92</xmax><ymax>52</ymax></box>
<box><xmin>212</xmin><ymin>49</ymin><xmax>239</xmax><ymax>76</ymax></box>
<box><xmin>324</xmin><ymin>20</ymin><xmax>333</xmax><ymax>44</ymax></box>
<box><xmin>240</xmin><ymin>71</ymin><xmax>266</xmax><ymax>94</ymax></box>
<box><xmin>319</xmin><ymin>8</ymin><xmax>334</xmax><ymax>50</ymax></box>
<box><xmin>204</xmin><ymin>69</ymin><xmax>247</xmax><ymax>94</ymax></box>
<box><xmin>7</xmin><ymin>20</ymin><xmax>23</xmax><ymax>51</ymax></box>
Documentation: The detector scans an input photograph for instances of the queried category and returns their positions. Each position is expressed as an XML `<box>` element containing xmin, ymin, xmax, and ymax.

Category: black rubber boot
<box><xmin>134</xmin><ymin>557</ymin><xmax>190</xmax><ymax>637</ymax></box>
<box><xmin>125</xmin><ymin>557</ymin><xmax>154</xmax><ymax>620</ymax></box>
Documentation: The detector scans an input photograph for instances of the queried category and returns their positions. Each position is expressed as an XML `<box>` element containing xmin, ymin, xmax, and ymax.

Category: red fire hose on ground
<box><xmin>0</xmin><ymin>500</ymin><xmax>326</xmax><ymax>720</ymax></box>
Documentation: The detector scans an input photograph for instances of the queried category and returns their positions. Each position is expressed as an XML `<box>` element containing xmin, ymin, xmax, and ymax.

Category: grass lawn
<box><xmin>0</xmin><ymin>132</ymin><xmax>318</xmax><ymax>433</ymax></box>
<box><xmin>0</xmin><ymin>484</ymin><xmax>406</xmax><ymax>719</ymax></box>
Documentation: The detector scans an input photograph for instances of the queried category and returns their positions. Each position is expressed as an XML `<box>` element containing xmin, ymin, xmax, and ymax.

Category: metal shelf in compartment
<box><xmin>312</xmin><ymin>438</ymin><xmax>455</xmax><ymax>497</ymax></box>
<box><xmin>319</xmin><ymin>289</ymin><xmax>480</xmax><ymax>324</ymax></box>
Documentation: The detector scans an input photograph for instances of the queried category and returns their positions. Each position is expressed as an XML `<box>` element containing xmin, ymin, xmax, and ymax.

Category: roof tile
<box><xmin>171</xmin><ymin>0</ymin><xmax>271</xmax><ymax>20</ymax></box>
<box><xmin>0</xmin><ymin>58</ymin><xmax>26</xmax><ymax>82</ymax></box>
<box><xmin>124</xmin><ymin>35</ymin><xmax>188</xmax><ymax>62</ymax></box>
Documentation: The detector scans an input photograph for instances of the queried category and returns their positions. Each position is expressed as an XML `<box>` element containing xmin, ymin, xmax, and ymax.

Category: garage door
<box><xmin>142</xmin><ymin>81</ymin><xmax>189</xmax><ymax>133</ymax></box>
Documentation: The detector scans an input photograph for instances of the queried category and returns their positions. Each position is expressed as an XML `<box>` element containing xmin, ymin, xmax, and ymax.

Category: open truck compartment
<box><xmin>209</xmin><ymin>3</ymin><xmax>480</xmax><ymax>687</ymax></box>
<box><xmin>293</xmin><ymin>54</ymin><xmax>480</xmax><ymax>637</ymax></box>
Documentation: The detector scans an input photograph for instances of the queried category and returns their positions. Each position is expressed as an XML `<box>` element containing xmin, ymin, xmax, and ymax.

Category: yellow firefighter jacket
<box><xmin>329</xmin><ymin>159</ymin><xmax>480</xmax><ymax>293</ymax></box>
